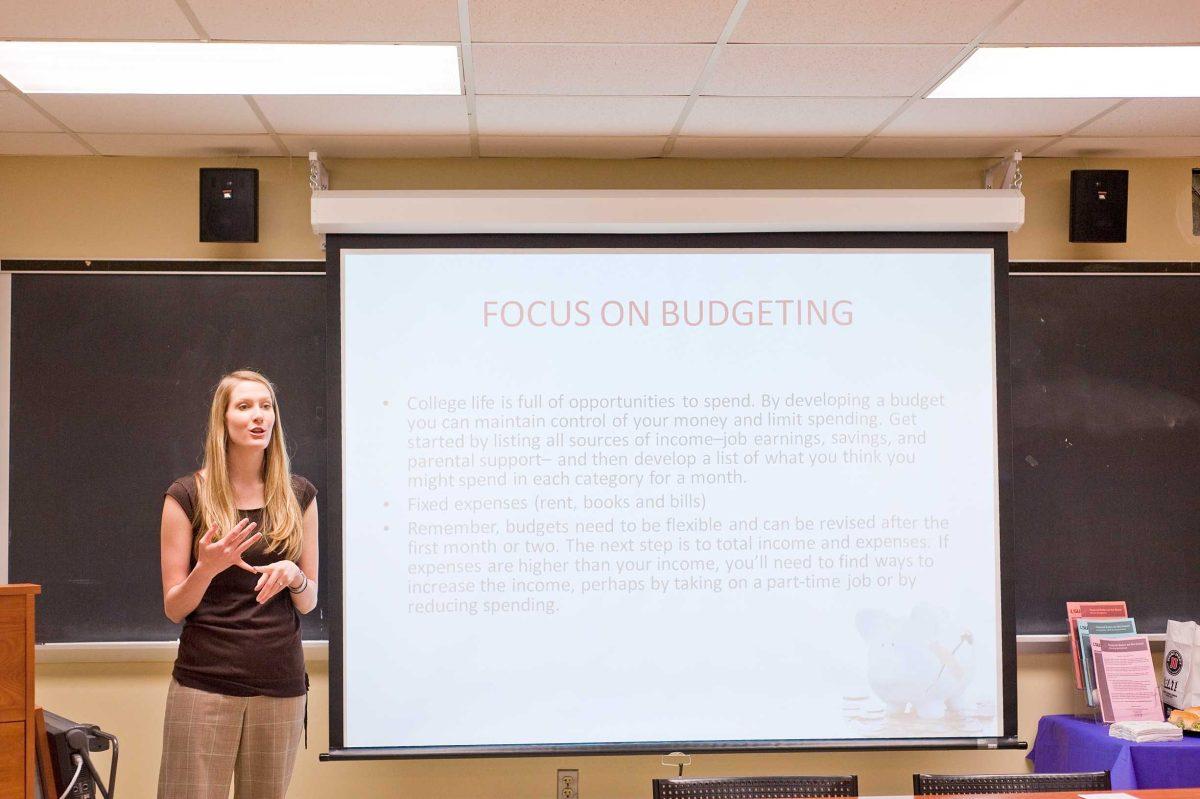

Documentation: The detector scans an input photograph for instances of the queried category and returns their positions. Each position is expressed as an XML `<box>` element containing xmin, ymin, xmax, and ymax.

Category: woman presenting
<box><xmin>158</xmin><ymin>370</ymin><xmax>318</xmax><ymax>799</ymax></box>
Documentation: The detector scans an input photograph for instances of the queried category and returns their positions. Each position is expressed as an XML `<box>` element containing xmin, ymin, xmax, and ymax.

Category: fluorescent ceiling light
<box><xmin>0</xmin><ymin>41</ymin><xmax>462</xmax><ymax>94</ymax></box>
<box><xmin>931</xmin><ymin>46</ymin><xmax>1200</xmax><ymax>99</ymax></box>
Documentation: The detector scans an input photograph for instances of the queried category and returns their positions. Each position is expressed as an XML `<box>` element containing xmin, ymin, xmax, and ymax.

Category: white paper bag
<box><xmin>1162</xmin><ymin>619</ymin><xmax>1200</xmax><ymax>709</ymax></box>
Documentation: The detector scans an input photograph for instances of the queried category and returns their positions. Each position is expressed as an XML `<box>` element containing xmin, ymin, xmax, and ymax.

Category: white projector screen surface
<box><xmin>340</xmin><ymin>248</ymin><xmax>1003</xmax><ymax>750</ymax></box>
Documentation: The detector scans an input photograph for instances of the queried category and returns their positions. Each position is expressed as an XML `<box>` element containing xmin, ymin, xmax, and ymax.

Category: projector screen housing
<box><xmin>323</xmin><ymin>231</ymin><xmax>1018</xmax><ymax>760</ymax></box>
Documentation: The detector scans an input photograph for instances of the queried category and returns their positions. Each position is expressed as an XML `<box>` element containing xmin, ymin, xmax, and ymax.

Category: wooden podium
<box><xmin>0</xmin><ymin>584</ymin><xmax>39</xmax><ymax>799</ymax></box>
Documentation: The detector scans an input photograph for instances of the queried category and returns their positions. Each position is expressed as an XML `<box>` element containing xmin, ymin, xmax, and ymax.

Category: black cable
<box><xmin>96</xmin><ymin>730</ymin><xmax>118</xmax><ymax>799</ymax></box>
<box><xmin>63</xmin><ymin>725</ymin><xmax>119</xmax><ymax>799</ymax></box>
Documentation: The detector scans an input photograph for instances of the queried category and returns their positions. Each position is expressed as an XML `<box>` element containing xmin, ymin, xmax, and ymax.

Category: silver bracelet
<box><xmin>288</xmin><ymin>572</ymin><xmax>308</xmax><ymax>594</ymax></box>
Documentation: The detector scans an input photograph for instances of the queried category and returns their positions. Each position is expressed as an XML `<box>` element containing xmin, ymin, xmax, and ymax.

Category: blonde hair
<box><xmin>194</xmin><ymin>370</ymin><xmax>305</xmax><ymax>561</ymax></box>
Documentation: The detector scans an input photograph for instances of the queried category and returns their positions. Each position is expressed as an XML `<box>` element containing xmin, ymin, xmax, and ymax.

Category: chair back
<box><xmin>653</xmin><ymin>775</ymin><xmax>859</xmax><ymax>799</ymax></box>
<box><xmin>912</xmin><ymin>771</ymin><xmax>1111</xmax><ymax>795</ymax></box>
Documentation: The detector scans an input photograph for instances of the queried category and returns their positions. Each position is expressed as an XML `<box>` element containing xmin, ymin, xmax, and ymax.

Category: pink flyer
<box><xmin>1091</xmin><ymin>635</ymin><xmax>1163</xmax><ymax>723</ymax></box>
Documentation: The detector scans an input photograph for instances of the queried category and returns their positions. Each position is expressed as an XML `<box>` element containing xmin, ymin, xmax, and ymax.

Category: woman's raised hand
<box><xmin>195</xmin><ymin>519</ymin><xmax>261</xmax><ymax>577</ymax></box>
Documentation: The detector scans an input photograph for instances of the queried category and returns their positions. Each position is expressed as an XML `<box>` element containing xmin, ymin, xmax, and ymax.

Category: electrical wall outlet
<box><xmin>557</xmin><ymin>769</ymin><xmax>580</xmax><ymax>799</ymax></box>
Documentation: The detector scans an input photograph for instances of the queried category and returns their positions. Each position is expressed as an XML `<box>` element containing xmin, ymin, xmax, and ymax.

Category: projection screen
<box><xmin>325</xmin><ymin>233</ymin><xmax>1017</xmax><ymax>758</ymax></box>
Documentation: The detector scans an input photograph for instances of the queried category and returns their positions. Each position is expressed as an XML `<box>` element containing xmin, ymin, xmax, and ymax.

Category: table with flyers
<box><xmin>1028</xmin><ymin>715</ymin><xmax>1200</xmax><ymax>789</ymax></box>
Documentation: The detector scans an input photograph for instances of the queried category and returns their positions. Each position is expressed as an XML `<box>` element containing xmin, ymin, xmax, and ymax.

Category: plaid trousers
<box><xmin>158</xmin><ymin>679</ymin><xmax>306</xmax><ymax>799</ymax></box>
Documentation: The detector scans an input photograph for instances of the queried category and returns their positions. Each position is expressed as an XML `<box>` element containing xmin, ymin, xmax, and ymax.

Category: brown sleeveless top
<box><xmin>165</xmin><ymin>473</ymin><xmax>316</xmax><ymax>697</ymax></box>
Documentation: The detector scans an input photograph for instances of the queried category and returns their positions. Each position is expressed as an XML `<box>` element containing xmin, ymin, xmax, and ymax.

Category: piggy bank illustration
<box><xmin>855</xmin><ymin>604</ymin><xmax>975</xmax><ymax>719</ymax></box>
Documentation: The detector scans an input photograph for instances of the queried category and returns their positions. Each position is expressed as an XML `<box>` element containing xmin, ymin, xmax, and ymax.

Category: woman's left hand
<box><xmin>253</xmin><ymin>560</ymin><xmax>301</xmax><ymax>604</ymax></box>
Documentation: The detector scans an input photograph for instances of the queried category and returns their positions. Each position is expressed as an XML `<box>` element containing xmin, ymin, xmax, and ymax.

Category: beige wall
<box><xmin>38</xmin><ymin>653</ymin><xmax>1075</xmax><ymax>799</ymax></box>
<box><xmin>2</xmin><ymin>155</ymin><xmax>1199</xmax><ymax>262</ymax></box>
<box><xmin>5</xmin><ymin>152</ymin><xmax>1198</xmax><ymax>798</ymax></box>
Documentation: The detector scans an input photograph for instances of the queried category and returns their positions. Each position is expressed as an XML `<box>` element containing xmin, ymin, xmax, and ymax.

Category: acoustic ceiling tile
<box><xmin>478</xmin><ymin>136</ymin><xmax>667</xmax><ymax>158</ymax></box>
<box><xmin>883</xmin><ymin>99</ymin><xmax>1119</xmax><ymax>137</ymax></box>
<box><xmin>986</xmin><ymin>0</ymin><xmax>1200</xmax><ymax>44</ymax></box>
<box><xmin>1037</xmin><ymin>137</ymin><xmax>1200</xmax><ymax>157</ymax></box>
<box><xmin>0</xmin><ymin>93</ymin><xmax>59</xmax><ymax>133</ymax></box>
<box><xmin>855</xmin><ymin>137</ymin><xmax>1055</xmax><ymax>157</ymax></box>
<box><xmin>472</xmin><ymin>44</ymin><xmax>710</xmax><ymax>95</ymax></box>
<box><xmin>34</xmin><ymin>95</ymin><xmax>265</xmax><ymax>134</ymax></box>
<box><xmin>0</xmin><ymin>0</ymin><xmax>199</xmax><ymax>39</ymax></box>
<box><xmin>0</xmin><ymin>131</ymin><xmax>90</xmax><ymax>155</ymax></box>
<box><xmin>470</xmin><ymin>0</ymin><xmax>739</xmax><ymax>43</ymax></box>
<box><xmin>186</xmin><ymin>0</ymin><xmax>460</xmax><ymax>42</ymax></box>
<box><xmin>705</xmin><ymin>45</ymin><xmax>961</xmax><ymax>97</ymax></box>
<box><xmin>731</xmin><ymin>0</ymin><xmax>1015</xmax><ymax>44</ymax></box>
<box><xmin>681</xmin><ymin>96</ymin><xmax>905</xmax><ymax>136</ymax></box>
<box><xmin>282</xmin><ymin>135</ymin><xmax>472</xmax><ymax>158</ymax></box>
<box><xmin>475</xmin><ymin>96</ymin><xmax>687</xmax><ymax>136</ymax></box>
<box><xmin>669</xmin><ymin>137</ymin><xmax>859</xmax><ymax>157</ymax></box>
<box><xmin>1075</xmin><ymin>100</ymin><xmax>1200</xmax><ymax>138</ymax></box>
<box><xmin>256</xmin><ymin>95</ymin><xmax>469</xmax><ymax>135</ymax></box>
<box><xmin>80</xmin><ymin>133</ymin><xmax>280</xmax><ymax>157</ymax></box>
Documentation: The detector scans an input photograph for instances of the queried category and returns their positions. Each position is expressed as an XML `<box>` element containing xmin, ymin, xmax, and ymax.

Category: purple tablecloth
<box><xmin>1028</xmin><ymin>714</ymin><xmax>1200</xmax><ymax>789</ymax></box>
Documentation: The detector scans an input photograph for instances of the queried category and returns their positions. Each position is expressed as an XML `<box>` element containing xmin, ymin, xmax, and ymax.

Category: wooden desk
<box><xmin>0</xmin><ymin>584</ymin><xmax>39</xmax><ymax>799</ymax></box>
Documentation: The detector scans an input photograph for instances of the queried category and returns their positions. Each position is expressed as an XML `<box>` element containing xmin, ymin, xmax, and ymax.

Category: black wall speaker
<box><xmin>200</xmin><ymin>168</ymin><xmax>258</xmax><ymax>243</ymax></box>
<box><xmin>1070</xmin><ymin>169</ymin><xmax>1128</xmax><ymax>243</ymax></box>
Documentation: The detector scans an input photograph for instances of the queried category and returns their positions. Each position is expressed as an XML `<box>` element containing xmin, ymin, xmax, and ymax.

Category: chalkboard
<box><xmin>7</xmin><ymin>259</ymin><xmax>1195</xmax><ymax>642</ymax></box>
<box><xmin>1010</xmin><ymin>268</ymin><xmax>1200</xmax><ymax>634</ymax></box>
<box><xmin>6</xmin><ymin>266</ymin><xmax>327</xmax><ymax>642</ymax></box>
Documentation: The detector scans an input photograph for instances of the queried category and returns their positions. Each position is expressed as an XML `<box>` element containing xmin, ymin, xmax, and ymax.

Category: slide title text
<box><xmin>483</xmin><ymin>298</ymin><xmax>855</xmax><ymax>328</ymax></box>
